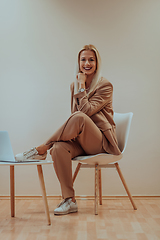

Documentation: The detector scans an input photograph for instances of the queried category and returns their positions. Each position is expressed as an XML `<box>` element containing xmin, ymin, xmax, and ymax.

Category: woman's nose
<box><xmin>85</xmin><ymin>60</ymin><xmax>90</xmax><ymax>65</ymax></box>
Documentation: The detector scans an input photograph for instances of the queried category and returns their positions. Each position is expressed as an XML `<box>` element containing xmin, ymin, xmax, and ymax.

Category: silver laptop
<box><xmin>0</xmin><ymin>131</ymin><xmax>39</xmax><ymax>162</ymax></box>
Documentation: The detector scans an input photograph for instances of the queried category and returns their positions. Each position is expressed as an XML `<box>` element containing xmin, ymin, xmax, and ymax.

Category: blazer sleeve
<box><xmin>73</xmin><ymin>80</ymin><xmax>113</xmax><ymax>117</ymax></box>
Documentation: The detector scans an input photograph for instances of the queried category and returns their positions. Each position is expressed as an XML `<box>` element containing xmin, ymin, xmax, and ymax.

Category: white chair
<box><xmin>72</xmin><ymin>112</ymin><xmax>137</xmax><ymax>215</ymax></box>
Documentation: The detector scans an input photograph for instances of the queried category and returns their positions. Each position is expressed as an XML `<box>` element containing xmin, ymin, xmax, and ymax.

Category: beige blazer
<box><xmin>70</xmin><ymin>77</ymin><xmax>121</xmax><ymax>155</ymax></box>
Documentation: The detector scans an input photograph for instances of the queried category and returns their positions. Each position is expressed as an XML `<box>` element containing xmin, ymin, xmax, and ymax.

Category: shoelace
<box><xmin>57</xmin><ymin>199</ymin><xmax>66</xmax><ymax>208</ymax></box>
<box><xmin>57</xmin><ymin>199</ymin><xmax>72</xmax><ymax>208</ymax></box>
<box><xmin>23</xmin><ymin>148</ymin><xmax>38</xmax><ymax>158</ymax></box>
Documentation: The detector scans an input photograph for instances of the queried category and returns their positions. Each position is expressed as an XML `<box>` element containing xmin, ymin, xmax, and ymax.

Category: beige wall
<box><xmin>0</xmin><ymin>0</ymin><xmax>160</xmax><ymax>196</ymax></box>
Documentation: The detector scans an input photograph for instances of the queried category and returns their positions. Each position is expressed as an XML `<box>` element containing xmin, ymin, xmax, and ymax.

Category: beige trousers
<box><xmin>44</xmin><ymin>111</ymin><xmax>106</xmax><ymax>199</ymax></box>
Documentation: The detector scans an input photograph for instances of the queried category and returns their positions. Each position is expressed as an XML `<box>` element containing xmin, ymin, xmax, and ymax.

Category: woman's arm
<box><xmin>73</xmin><ymin>79</ymin><xmax>113</xmax><ymax>117</ymax></box>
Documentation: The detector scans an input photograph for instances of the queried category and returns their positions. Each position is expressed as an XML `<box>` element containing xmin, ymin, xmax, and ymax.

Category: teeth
<box><xmin>84</xmin><ymin>67</ymin><xmax>91</xmax><ymax>70</ymax></box>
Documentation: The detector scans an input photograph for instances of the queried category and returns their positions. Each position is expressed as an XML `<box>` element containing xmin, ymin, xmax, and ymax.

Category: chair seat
<box><xmin>73</xmin><ymin>153</ymin><xmax>123</xmax><ymax>165</ymax></box>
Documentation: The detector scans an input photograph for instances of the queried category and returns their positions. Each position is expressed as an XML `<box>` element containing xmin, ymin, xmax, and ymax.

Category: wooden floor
<box><xmin>0</xmin><ymin>198</ymin><xmax>160</xmax><ymax>240</ymax></box>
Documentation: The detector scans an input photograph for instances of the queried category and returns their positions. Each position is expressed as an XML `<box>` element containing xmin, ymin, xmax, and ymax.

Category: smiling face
<box><xmin>79</xmin><ymin>50</ymin><xmax>97</xmax><ymax>76</ymax></box>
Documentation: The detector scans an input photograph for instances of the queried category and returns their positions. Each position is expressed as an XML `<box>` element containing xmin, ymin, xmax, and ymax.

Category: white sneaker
<box><xmin>54</xmin><ymin>198</ymin><xmax>78</xmax><ymax>215</ymax></box>
<box><xmin>15</xmin><ymin>147</ymin><xmax>47</xmax><ymax>162</ymax></box>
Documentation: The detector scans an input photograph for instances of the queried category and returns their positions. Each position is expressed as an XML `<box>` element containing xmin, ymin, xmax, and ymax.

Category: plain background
<box><xmin>0</xmin><ymin>0</ymin><xmax>160</xmax><ymax>197</ymax></box>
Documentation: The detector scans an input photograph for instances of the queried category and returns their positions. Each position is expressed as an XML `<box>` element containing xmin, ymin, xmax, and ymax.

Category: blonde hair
<box><xmin>74</xmin><ymin>44</ymin><xmax>102</xmax><ymax>95</ymax></box>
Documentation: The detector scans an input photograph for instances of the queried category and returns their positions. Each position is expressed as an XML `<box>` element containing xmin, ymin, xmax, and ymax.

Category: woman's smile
<box><xmin>83</xmin><ymin>67</ymin><xmax>92</xmax><ymax>70</ymax></box>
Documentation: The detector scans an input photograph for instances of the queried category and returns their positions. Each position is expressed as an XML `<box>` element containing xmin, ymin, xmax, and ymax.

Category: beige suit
<box><xmin>71</xmin><ymin>77</ymin><xmax>121</xmax><ymax>155</ymax></box>
<box><xmin>44</xmin><ymin>77</ymin><xmax>121</xmax><ymax>199</ymax></box>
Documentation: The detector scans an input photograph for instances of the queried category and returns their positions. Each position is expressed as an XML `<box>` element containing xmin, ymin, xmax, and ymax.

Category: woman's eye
<box><xmin>80</xmin><ymin>58</ymin><xmax>95</xmax><ymax>62</ymax></box>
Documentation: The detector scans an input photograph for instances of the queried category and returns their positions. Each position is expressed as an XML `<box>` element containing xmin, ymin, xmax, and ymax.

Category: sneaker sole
<box><xmin>54</xmin><ymin>208</ymin><xmax>78</xmax><ymax>215</ymax></box>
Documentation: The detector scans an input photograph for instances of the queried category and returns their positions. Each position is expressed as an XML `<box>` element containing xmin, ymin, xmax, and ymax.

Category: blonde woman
<box><xmin>16</xmin><ymin>44</ymin><xmax>121</xmax><ymax>215</ymax></box>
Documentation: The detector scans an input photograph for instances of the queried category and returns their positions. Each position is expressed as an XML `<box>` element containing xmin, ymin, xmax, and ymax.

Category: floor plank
<box><xmin>0</xmin><ymin>198</ymin><xmax>160</xmax><ymax>240</ymax></box>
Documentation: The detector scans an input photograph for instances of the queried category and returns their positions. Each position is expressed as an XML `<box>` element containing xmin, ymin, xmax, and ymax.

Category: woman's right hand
<box><xmin>76</xmin><ymin>73</ymin><xmax>87</xmax><ymax>87</ymax></box>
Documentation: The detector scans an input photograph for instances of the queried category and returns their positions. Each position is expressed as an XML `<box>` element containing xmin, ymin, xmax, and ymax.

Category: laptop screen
<box><xmin>0</xmin><ymin>131</ymin><xmax>15</xmax><ymax>162</ymax></box>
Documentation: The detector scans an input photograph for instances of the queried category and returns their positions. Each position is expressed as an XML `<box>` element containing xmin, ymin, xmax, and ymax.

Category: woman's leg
<box><xmin>47</xmin><ymin>112</ymin><xmax>106</xmax><ymax>200</ymax></box>
<box><xmin>50</xmin><ymin>140</ymin><xmax>85</xmax><ymax>200</ymax></box>
<box><xmin>36</xmin><ymin>144</ymin><xmax>49</xmax><ymax>155</ymax></box>
<box><xmin>42</xmin><ymin>111</ymin><xmax>106</xmax><ymax>155</ymax></box>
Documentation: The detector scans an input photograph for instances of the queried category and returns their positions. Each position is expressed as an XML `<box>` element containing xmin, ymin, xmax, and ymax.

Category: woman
<box><xmin>15</xmin><ymin>44</ymin><xmax>121</xmax><ymax>215</ymax></box>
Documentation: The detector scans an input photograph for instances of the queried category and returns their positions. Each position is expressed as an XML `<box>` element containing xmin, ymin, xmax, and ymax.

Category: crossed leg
<box><xmin>36</xmin><ymin>111</ymin><xmax>106</xmax><ymax>199</ymax></box>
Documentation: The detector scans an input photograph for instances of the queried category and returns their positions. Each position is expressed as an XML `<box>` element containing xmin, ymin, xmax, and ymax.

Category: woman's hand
<box><xmin>76</xmin><ymin>73</ymin><xmax>87</xmax><ymax>89</ymax></box>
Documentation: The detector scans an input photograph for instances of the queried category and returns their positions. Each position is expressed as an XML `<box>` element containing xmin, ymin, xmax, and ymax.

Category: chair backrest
<box><xmin>113</xmin><ymin>112</ymin><xmax>133</xmax><ymax>153</ymax></box>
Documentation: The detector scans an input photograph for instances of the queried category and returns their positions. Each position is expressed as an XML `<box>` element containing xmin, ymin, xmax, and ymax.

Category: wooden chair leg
<box><xmin>37</xmin><ymin>165</ymin><xmax>51</xmax><ymax>225</ymax></box>
<box><xmin>73</xmin><ymin>163</ymin><xmax>82</xmax><ymax>183</ymax></box>
<box><xmin>10</xmin><ymin>165</ymin><xmax>15</xmax><ymax>217</ymax></box>
<box><xmin>95</xmin><ymin>164</ymin><xmax>99</xmax><ymax>215</ymax></box>
<box><xmin>115</xmin><ymin>162</ymin><xmax>137</xmax><ymax>210</ymax></box>
<box><xmin>99</xmin><ymin>168</ymin><xmax>102</xmax><ymax>205</ymax></box>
